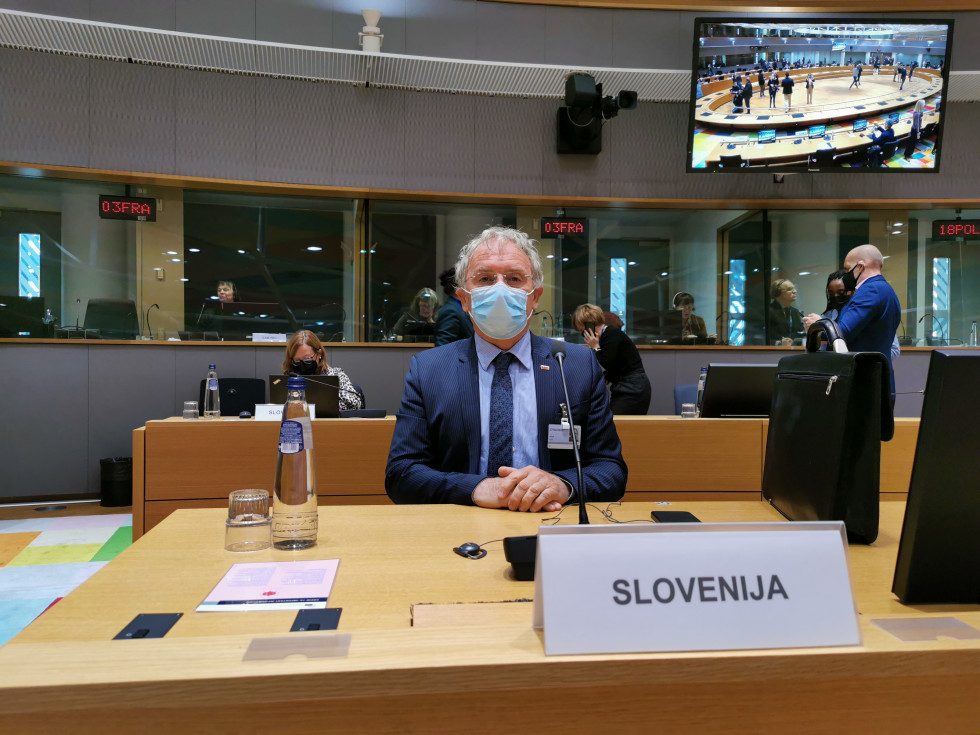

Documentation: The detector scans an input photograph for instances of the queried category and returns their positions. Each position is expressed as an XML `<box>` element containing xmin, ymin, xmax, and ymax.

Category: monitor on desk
<box><xmin>808</xmin><ymin>124</ymin><xmax>826</xmax><ymax>139</ymax></box>
<box><xmin>269</xmin><ymin>374</ymin><xmax>340</xmax><ymax>418</ymax></box>
<box><xmin>757</xmin><ymin>129</ymin><xmax>775</xmax><ymax>144</ymax></box>
<box><xmin>699</xmin><ymin>363</ymin><xmax>779</xmax><ymax>418</ymax></box>
<box><xmin>892</xmin><ymin>350</ymin><xmax>980</xmax><ymax>604</ymax></box>
<box><xmin>853</xmin><ymin>118</ymin><xmax>868</xmax><ymax>133</ymax></box>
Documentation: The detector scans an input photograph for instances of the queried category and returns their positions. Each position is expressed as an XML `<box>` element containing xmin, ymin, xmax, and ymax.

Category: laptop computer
<box><xmin>699</xmin><ymin>363</ymin><xmax>779</xmax><ymax>418</ymax></box>
<box><xmin>268</xmin><ymin>374</ymin><xmax>340</xmax><ymax>418</ymax></box>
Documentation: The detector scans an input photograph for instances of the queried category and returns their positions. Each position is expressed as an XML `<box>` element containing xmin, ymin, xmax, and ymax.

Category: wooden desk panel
<box><xmin>143</xmin><ymin>417</ymin><xmax>394</xmax><ymax>500</ymax></box>
<box><xmin>617</xmin><ymin>417</ymin><xmax>763</xmax><ymax>493</ymax></box>
<box><xmin>1</xmin><ymin>503</ymin><xmax>977</xmax><ymax>734</ymax></box>
<box><xmin>134</xmin><ymin>416</ymin><xmax>918</xmax><ymax>538</ymax></box>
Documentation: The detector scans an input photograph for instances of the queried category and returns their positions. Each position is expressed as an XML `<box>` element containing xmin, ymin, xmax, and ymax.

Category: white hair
<box><xmin>453</xmin><ymin>226</ymin><xmax>544</xmax><ymax>290</ymax></box>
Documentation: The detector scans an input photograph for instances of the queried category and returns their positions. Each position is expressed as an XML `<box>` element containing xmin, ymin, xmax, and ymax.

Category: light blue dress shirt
<box><xmin>475</xmin><ymin>331</ymin><xmax>539</xmax><ymax>475</ymax></box>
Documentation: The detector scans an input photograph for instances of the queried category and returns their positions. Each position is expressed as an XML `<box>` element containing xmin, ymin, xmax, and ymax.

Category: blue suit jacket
<box><xmin>837</xmin><ymin>274</ymin><xmax>902</xmax><ymax>390</ymax></box>
<box><xmin>434</xmin><ymin>297</ymin><xmax>474</xmax><ymax>346</ymax></box>
<box><xmin>385</xmin><ymin>333</ymin><xmax>627</xmax><ymax>505</ymax></box>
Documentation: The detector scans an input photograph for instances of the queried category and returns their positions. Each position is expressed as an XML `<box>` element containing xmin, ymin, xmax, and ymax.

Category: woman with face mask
<box><xmin>815</xmin><ymin>270</ymin><xmax>900</xmax><ymax>359</ymax></box>
<box><xmin>572</xmin><ymin>304</ymin><xmax>651</xmax><ymax>415</ymax></box>
<box><xmin>282</xmin><ymin>330</ymin><xmax>363</xmax><ymax>411</ymax></box>
<box><xmin>821</xmin><ymin>270</ymin><xmax>852</xmax><ymax>321</ymax></box>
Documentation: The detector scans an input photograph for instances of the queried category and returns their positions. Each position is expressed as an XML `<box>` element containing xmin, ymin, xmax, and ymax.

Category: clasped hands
<box><xmin>472</xmin><ymin>465</ymin><xmax>569</xmax><ymax>513</ymax></box>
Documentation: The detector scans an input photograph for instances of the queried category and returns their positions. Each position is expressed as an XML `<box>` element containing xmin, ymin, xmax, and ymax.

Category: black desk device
<box><xmin>113</xmin><ymin>613</ymin><xmax>183</xmax><ymax>639</ymax></box>
<box><xmin>503</xmin><ymin>535</ymin><xmax>537</xmax><ymax>581</ymax></box>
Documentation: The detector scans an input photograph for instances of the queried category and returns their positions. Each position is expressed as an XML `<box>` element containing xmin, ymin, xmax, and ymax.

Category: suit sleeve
<box><xmin>434</xmin><ymin>307</ymin><xmax>462</xmax><ymax>347</ymax></box>
<box><xmin>384</xmin><ymin>354</ymin><xmax>483</xmax><ymax>505</ymax></box>
<box><xmin>837</xmin><ymin>283</ymin><xmax>882</xmax><ymax>343</ymax></box>
<box><xmin>551</xmin><ymin>350</ymin><xmax>628</xmax><ymax>503</ymax></box>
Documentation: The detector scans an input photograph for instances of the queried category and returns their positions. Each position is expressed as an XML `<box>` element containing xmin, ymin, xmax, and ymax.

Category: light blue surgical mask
<box><xmin>465</xmin><ymin>281</ymin><xmax>531</xmax><ymax>340</ymax></box>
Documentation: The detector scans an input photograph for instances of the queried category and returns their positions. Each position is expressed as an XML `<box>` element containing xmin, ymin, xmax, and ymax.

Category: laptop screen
<box><xmin>269</xmin><ymin>374</ymin><xmax>340</xmax><ymax>418</ymax></box>
<box><xmin>699</xmin><ymin>363</ymin><xmax>779</xmax><ymax>418</ymax></box>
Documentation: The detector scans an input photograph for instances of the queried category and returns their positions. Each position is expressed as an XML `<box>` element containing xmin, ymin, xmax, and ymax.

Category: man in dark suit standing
<box><xmin>434</xmin><ymin>268</ymin><xmax>474</xmax><ymax>346</ymax></box>
<box><xmin>386</xmin><ymin>227</ymin><xmax>627</xmax><ymax>511</ymax></box>
<box><xmin>807</xmin><ymin>244</ymin><xmax>901</xmax><ymax>395</ymax></box>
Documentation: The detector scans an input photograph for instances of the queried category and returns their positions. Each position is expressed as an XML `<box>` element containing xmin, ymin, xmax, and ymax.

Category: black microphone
<box><xmin>195</xmin><ymin>300</ymin><xmax>210</xmax><ymax>326</ymax></box>
<box><xmin>145</xmin><ymin>303</ymin><xmax>159</xmax><ymax>339</ymax></box>
<box><xmin>550</xmin><ymin>341</ymin><xmax>588</xmax><ymax>525</ymax></box>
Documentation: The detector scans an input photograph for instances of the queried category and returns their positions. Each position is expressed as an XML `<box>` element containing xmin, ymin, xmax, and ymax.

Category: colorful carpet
<box><xmin>0</xmin><ymin>513</ymin><xmax>132</xmax><ymax>646</ymax></box>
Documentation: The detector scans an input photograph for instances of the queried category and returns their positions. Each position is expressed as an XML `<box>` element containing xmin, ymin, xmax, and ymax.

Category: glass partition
<box><xmin>0</xmin><ymin>171</ymin><xmax>976</xmax><ymax>347</ymax></box>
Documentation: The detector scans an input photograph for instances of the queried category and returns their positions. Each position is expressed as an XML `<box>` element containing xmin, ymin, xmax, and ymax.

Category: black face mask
<box><xmin>841</xmin><ymin>264</ymin><xmax>863</xmax><ymax>292</ymax></box>
<box><xmin>291</xmin><ymin>359</ymin><xmax>320</xmax><ymax>376</ymax></box>
<box><xmin>827</xmin><ymin>293</ymin><xmax>851</xmax><ymax>311</ymax></box>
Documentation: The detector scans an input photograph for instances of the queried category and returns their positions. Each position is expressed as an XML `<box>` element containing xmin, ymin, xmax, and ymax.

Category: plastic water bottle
<box><xmin>970</xmin><ymin>321</ymin><xmax>978</xmax><ymax>347</ymax></box>
<box><xmin>695</xmin><ymin>366</ymin><xmax>708</xmax><ymax>417</ymax></box>
<box><xmin>203</xmin><ymin>364</ymin><xmax>221</xmax><ymax>418</ymax></box>
<box><xmin>272</xmin><ymin>376</ymin><xmax>318</xmax><ymax>550</ymax></box>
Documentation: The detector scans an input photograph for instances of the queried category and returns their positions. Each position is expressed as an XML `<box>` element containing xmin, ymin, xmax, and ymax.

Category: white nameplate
<box><xmin>255</xmin><ymin>404</ymin><xmax>283</xmax><ymax>421</ymax></box>
<box><xmin>251</xmin><ymin>333</ymin><xmax>288</xmax><ymax>342</ymax></box>
<box><xmin>532</xmin><ymin>522</ymin><xmax>859</xmax><ymax>656</ymax></box>
<box><xmin>255</xmin><ymin>404</ymin><xmax>315</xmax><ymax>421</ymax></box>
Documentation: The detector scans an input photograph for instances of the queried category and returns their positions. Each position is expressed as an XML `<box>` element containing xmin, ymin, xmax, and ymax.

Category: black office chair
<box><xmin>348</xmin><ymin>381</ymin><xmax>367</xmax><ymax>409</ymax></box>
<box><xmin>719</xmin><ymin>154</ymin><xmax>748</xmax><ymax>169</ymax></box>
<box><xmin>809</xmin><ymin>148</ymin><xmax>837</xmax><ymax>167</ymax></box>
<box><xmin>920</xmin><ymin>122</ymin><xmax>937</xmax><ymax>138</ymax></box>
<box><xmin>880</xmin><ymin>140</ymin><xmax>899</xmax><ymax>165</ymax></box>
<box><xmin>83</xmin><ymin>298</ymin><xmax>139</xmax><ymax>340</ymax></box>
<box><xmin>198</xmin><ymin>378</ymin><xmax>266</xmax><ymax>416</ymax></box>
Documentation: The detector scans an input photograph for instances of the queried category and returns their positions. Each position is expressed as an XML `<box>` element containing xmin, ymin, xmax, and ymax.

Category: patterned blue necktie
<box><xmin>487</xmin><ymin>351</ymin><xmax>515</xmax><ymax>478</ymax></box>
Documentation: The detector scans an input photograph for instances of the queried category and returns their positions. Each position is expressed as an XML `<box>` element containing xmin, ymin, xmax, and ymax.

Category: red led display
<box><xmin>540</xmin><ymin>217</ymin><xmax>588</xmax><ymax>238</ymax></box>
<box><xmin>932</xmin><ymin>220</ymin><xmax>980</xmax><ymax>241</ymax></box>
<box><xmin>98</xmin><ymin>195</ymin><xmax>157</xmax><ymax>221</ymax></box>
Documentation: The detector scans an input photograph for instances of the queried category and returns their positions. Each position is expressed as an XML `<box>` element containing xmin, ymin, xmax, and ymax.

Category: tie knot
<box><xmin>493</xmin><ymin>351</ymin><xmax>514</xmax><ymax>373</ymax></box>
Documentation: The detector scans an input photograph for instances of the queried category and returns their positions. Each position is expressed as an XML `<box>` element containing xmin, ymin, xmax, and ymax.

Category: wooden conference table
<box><xmin>132</xmin><ymin>416</ymin><xmax>921</xmax><ymax>538</ymax></box>
<box><xmin>0</xmin><ymin>502</ymin><xmax>977</xmax><ymax>733</ymax></box>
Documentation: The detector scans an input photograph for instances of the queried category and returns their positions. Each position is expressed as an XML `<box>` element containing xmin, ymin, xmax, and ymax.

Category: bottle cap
<box><xmin>287</xmin><ymin>376</ymin><xmax>306</xmax><ymax>390</ymax></box>
<box><xmin>209</xmin><ymin>364</ymin><xmax>216</xmax><ymax>369</ymax></box>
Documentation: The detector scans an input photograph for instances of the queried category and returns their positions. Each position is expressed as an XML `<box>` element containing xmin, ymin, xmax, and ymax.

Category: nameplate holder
<box><xmin>255</xmin><ymin>404</ymin><xmax>315</xmax><ymax>421</ymax></box>
<box><xmin>255</xmin><ymin>404</ymin><xmax>283</xmax><ymax>421</ymax></box>
<box><xmin>532</xmin><ymin>522</ymin><xmax>859</xmax><ymax>656</ymax></box>
<box><xmin>251</xmin><ymin>333</ymin><xmax>288</xmax><ymax>342</ymax></box>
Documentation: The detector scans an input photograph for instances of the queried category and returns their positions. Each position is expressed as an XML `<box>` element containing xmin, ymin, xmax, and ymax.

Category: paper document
<box><xmin>197</xmin><ymin>559</ymin><xmax>340</xmax><ymax>612</ymax></box>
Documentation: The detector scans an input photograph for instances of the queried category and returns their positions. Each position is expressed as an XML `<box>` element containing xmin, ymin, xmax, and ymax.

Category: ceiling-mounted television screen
<box><xmin>688</xmin><ymin>18</ymin><xmax>953</xmax><ymax>172</ymax></box>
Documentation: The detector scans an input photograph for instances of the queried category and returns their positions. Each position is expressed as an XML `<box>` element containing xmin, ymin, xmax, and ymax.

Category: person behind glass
<box><xmin>434</xmin><ymin>268</ymin><xmax>474</xmax><ymax>346</ymax></box>
<box><xmin>197</xmin><ymin>279</ymin><xmax>238</xmax><ymax>336</ymax></box>
<box><xmin>672</xmin><ymin>292</ymin><xmax>717</xmax><ymax>344</ymax></box>
<box><xmin>282</xmin><ymin>330</ymin><xmax>363</xmax><ymax>412</ymax></box>
<box><xmin>767</xmin><ymin>279</ymin><xmax>805</xmax><ymax>345</ymax></box>
<box><xmin>216</xmin><ymin>280</ymin><xmax>237</xmax><ymax>304</ymax></box>
<box><xmin>573</xmin><ymin>304</ymin><xmax>651</xmax><ymax>415</ymax></box>
<box><xmin>392</xmin><ymin>287</ymin><xmax>439</xmax><ymax>342</ymax></box>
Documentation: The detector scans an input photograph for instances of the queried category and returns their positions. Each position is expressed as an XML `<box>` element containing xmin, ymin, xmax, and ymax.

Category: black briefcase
<box><xmin>762</xmin><ymin>320</ymin><xmax>894</xmax><ymax>544</ymax></box>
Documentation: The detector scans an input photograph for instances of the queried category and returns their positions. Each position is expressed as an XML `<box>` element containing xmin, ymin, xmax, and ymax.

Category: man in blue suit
<box><xmin>434</xmin><ymin>268</ymin><xmax>474</xmax><ymax>346</ymax></box>
<box><xmin>807</xmin><ymin>244</ymin><xmax>901</xmax><ymax>395</ymax></box>
<box><xmin>386</xmin><ymin>227</ymin><xmax>627</xmax><ymax>512</ymax></box>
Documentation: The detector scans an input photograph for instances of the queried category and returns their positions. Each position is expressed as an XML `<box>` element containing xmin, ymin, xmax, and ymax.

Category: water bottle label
<box><xmin>279</xmin><ymin>420</ymin><xmax>304</xmax><ymax>454</ymax></box>
<box><xmin>208</xmin><ymin>378</ymin><xmax>218</xmax><ymax>390</ymax></box>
